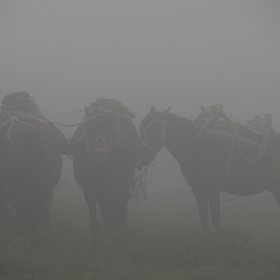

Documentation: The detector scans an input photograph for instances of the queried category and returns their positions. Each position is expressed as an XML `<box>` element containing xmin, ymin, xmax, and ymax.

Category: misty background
<box><xmin>1</xmin><ymin>1</ymin><xmax>280</xmax><ymax>242</ymax></box>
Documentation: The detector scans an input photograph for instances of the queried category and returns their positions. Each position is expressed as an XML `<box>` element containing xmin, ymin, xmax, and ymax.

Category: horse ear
<box><xmin>149</xmin><ymin>105</ymin><xmax>156</xmax><ymax>114</ymax></box>
<box><xmin>163</xmin><ymin>107</ymin><xmax>170</xmax><ymax>115</ymax></box>
<box><xmin>85</xmin><ymin>107</ymin><xmax>90</xmax><ymax>118</ymax></box>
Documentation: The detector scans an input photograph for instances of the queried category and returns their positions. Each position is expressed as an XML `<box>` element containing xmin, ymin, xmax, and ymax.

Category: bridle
<box><xmin>140</xmin><ymin>118</ymin><xmax>166</xmax><ymax>161</ymax></box>
<box><xmin>85</xmin><ymin>114</ymin><xmax>112</xmax><ymax>155</ymax></box>
<box><xmin>86</xmin><ymin>131</ymin><xmax>110</xmax><ymax>155</ymax></box>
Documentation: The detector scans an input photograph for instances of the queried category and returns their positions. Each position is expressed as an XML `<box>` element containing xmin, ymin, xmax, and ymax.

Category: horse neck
<box><xmin>164</xmin><ymin>113</ymin><xmax>193</xmax><ymax>161</ymax></box>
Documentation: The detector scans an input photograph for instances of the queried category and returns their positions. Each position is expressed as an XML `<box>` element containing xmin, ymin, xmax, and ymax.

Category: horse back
<box><xmin>179</xmin><ymin>129</ymin><xmax>280</xmax><ymax>195</ymax></box>
<box><xmin>0</xmin><ymin>117</ymin><xmax>63</xmax><ymax>187</ymax></box>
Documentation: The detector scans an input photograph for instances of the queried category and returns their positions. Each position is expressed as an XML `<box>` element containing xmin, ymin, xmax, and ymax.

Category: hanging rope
<box><xmin>6</xmin><ymin>116</ymin><xmax>36</xmax><ymax>141</ymax></box>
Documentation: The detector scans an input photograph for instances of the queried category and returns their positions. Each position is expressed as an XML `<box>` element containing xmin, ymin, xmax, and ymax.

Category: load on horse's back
<box><xmin>70</xmin><ymin>98</ymin><xmax>141</xmax><ymax>168</ymax></box>
<box><xmin>0</xmin><ymin>91</ymin><xmax>68</xmax><ymax>233</ymax></box>
<box><xmin>139</xmin><ymin>104</ymin><xmax>280</xmax><ymax>231</ymax></box>
<box><xmin>192</xmin><ymin>104</ymin><xmax>275</xmax><ymax>179</ymax></box>
<box><xmin>71</xmin><ymin>98</ymin><xmax>141</xmax><ymax>245</ymax></box>
<box><xmin>194</xmin><ymin>104</ymin><xmax>273</xmax><ymax>159</ymax></box>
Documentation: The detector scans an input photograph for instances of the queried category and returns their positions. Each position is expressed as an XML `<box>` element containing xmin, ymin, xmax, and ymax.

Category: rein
<box><xmin>51</xmin><ymin>114</ymin><xmax>108</xmax><ymax>128</ymax></box>
<box><xmin>81</xmin><ymin>114</ymin><xmax>114</xmax><ymax>157</ymax></box>
<box><xmin>140</xmin><ymin>118</ymin><xmax>166</xmax><ymax>157</ymax></box>
<box><xmin>2</xmin><ymin>111</ymin><xmax>107</xmax><ymax>128</ymax></box>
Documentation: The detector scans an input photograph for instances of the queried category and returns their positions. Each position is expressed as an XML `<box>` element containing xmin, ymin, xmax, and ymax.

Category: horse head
<box><xmin>83</xmin><ymin>105</ymin><xmax>117</xmax><ymax>162</ymax></box>
<box><xmin>139</xmin><ymin>106</ymin><xmax>170</xmax><ymax>165</ymax></box>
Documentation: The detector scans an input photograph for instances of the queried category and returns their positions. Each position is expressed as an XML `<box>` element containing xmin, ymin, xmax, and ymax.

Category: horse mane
<box><xmin>164</xmin><ymin>112</ymin><xmax>194</xmax><ymax>138</ymax></box>
<box><xmin>139</xmin><ymin>111</ymin><xmax>150</xmax><ymax>132</ymax></box>
<box><xmin>139</xmin><ymin>110</ymin><xmax>195</xmax><ymax>144</ymax></box>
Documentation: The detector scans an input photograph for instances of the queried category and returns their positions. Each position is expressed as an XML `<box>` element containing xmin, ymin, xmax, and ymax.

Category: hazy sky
<box><xmin>1</xmin><ymin>1</ymin><xmax>280</xmax><ymax>130</ymax></box>
<box><xmin>1</xmin><ymin>1</ymin><xmax>280</xmax><ymax>236</ymax></box>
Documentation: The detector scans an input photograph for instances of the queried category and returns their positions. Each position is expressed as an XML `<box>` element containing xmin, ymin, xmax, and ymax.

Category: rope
<box><xmin>219</xmin><ymin>123</ymin><xmax>266</xmax><ymax>203</ymax></box>
<box><xmin>0</xmin><ymin>108</ymin><xmax>109</xmax><ymax>130</ymax></box>
<box><xmin>140</xmin><ymin>119</ymin><xmax>166</xmax><ymax>163</ymax></box>
<box><xmin>205</xmin><ymin>132</ymin><xmax>210</xmax><ymax>189</ymax></box>
<box><xmin>200</xmin><ymin>112</ymin><xmax>266</xmax><ymax>204</ymax></box>
<box><xmin>202</xmin><ymin>108</ymin><xmax>265</xmax><ymax>162</ymax></box>
<box><xmin>6</xmin><ymin>116</ymin><xmax>36</xmax><ymax>141</ymax></box>
<box><xmin>21</xmin><ymin>112</ymin><xmax>107</xmax><ymax>128</ymax></box>
<box><xmin>232</xmin><ymin>121</ymin><xmax>265</xmax><ymax>162</ymax></box>
<box><xmin>131</xmin><ymin>163</ymin><xmax>154</xmax><ymax>201</ymax></box>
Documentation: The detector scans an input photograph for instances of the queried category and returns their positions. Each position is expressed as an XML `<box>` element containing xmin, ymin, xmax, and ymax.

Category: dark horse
<box><xmin>139</xmin><ymin>106</ymin><xmax>280</xmax><ymax>231</ymax></box>
<box><xmin>0</xmin><ymin>116</ymin><xmax>65</xmax><ymax>233</ymax></box>
<box><xmin>72</xmin><ymin>106</ymin><xmax>137</xmax><ymax>244</ymax></box>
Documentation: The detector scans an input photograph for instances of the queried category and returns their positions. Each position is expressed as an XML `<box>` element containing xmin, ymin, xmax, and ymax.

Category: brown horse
<box><xmin>72</xmin><ymin>104</ymin><xmax>139</xmax><ymax>244</ymax></box>
<box><xmin>0</xmin><ymin>186</ymin><xmax>13</xmax><ymax>223</ymax></box>
<box><xmin>0</xmin><ymin>115</ymin><xmax>66</xmax><ymax>233</ymax></box>
<box><xmin>139</xmin><ymin>106</ymin><xmax>280</xmax><ymax>231</ymax></box>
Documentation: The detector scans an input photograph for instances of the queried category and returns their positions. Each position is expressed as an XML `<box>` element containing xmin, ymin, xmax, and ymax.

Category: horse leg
<box><xmin>117</xmin><ymin>190</ymin><xmax>130</xmax><ymax>228</ymax></box>
<box><xmin>192</xmin><ymin>188</ymin><xmax>209</xmax><ymax>231</ymax></box>
<box><xmin>100</xmin><ymin>204</ymin><xmax>111</xmax><ymax>233</ymax></box>
<box><xmin>15</xmin><ymin>200</ymin><xmax>26</xmax><ymax>233</ymax></box>
<box><xmin>42</xmin><ymin>188</ymin><xmax>53</xmax><ymax>224</ymax></box>
<box><xmin>119</xmin><ymin>203</ymin><xmax>128</xmax><ymax>225</ymax></box>
<box><xmin>270</xmin><ymin>186</ymin><xmax>280</xmax><ymax>206</ymax></box>
<box><xmin>83</xmin><ymin>189</ymin><xmax>98</xmax><ymax>246</ymax></box>
<box><xmin>115</xmin><ymin>201</ymin><xmax>128</xmax><ymax>230</ymax></box>
<box><xmin>28</xmin><ymin>186</ymin><xmax>52</xmax><ymax>232</ymax></box>
<box><xmin>207</xmin><ymin>188</ymin><xmax>221</xmax><ymax>230</ymax></box>
<box><xmin>26</xmin><ymin>189</ymin><xmax>41</xmax><ymax>234</ymax></box>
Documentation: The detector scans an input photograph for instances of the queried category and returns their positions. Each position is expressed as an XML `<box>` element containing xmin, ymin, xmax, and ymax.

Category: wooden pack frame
<box><xmin>194</xmin><ymin>105</ymin><xmax>272</xmax><ymax>161</ymax></box>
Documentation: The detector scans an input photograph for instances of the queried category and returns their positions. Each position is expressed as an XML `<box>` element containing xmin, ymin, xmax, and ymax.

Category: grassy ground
<box><xmin>1</xmin><ymin>174</ymin><xmax>280</xmax><ymax>280</ymax></box>
<box><xmin>1</xmin><ymin>218</ymin><xmax>280</xmax><ymax>280</ymax></box>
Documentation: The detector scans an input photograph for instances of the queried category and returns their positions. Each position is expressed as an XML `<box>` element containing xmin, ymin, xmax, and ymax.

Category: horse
<box><xmin>0</xmin><ymin>185</ymin><xmax>13</xmax><ymax>223</ymax></box>
<box><xmin>0</xmin><ymin>115</ymin><xmax>67</xmax><ymax>233</ymax></box>
<box><xmin>139</xmin><ymin>106</ymin><xmax>280</xmax><ymax>231</ymax></box>
<box><xmin>72</xmin><ymin>104</ymin><xmax>139</xmax><ymax>245</ymax></box>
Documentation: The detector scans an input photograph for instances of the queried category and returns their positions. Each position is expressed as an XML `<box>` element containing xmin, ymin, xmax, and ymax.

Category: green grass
<box><xmin>1</xmin><ymin>176</ymin><xmax>280</xmax><ymax>280</ymax></box>
<box><xmin>1</xmin><ymin>220</ymin><xmax>280</xmax><ymax>280</ymax></box>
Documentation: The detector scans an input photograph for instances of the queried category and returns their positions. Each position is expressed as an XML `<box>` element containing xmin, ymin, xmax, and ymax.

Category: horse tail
<box><xmin>22</xmin><ymin>132</ymin><xmax>45</xmax><ymax>181</ymax></box>
<box><xmin>20</xmin><ymin>131</ymin><xmax>47</xmax><ymax>233</ymax></box>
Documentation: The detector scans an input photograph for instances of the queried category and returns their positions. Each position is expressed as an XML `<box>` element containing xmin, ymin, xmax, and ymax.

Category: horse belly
<box><xmin>220</xmin><ymin>155</ymin><xmax>278</xmax><ymax>196</ymax></box>
<box><xmin>183</xmin><ymin>143</ymin><xmax>278</xmax><ymax>196</ymax></box>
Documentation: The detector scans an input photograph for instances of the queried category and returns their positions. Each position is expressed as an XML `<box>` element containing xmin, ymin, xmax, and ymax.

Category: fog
<box><xmin>1</xmin><ymin>1</ymin><xmax>280</xmax><ymax>240</ymax></box>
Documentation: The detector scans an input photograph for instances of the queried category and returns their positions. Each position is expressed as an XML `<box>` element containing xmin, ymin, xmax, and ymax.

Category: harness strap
<box><xmin>259</xmin><ymin>124</ymin><xmax>271</xmax><ymax>160</ymax></box>
<box><xmin>195</xmin><ymin>117</ymin><xmax>213</xmax><ymax>138</ymax></box>
<box><xmin>7</xmin><ymin>116</ymin><xmax>36</xmax><ymax>141</ymax></box>
<box><xmin>140</xmin><ymin>119</ymin><xmax>166</xmax><ymax>154</ymax></box>
<box><xmin>224</xmin><ymin>137</ymin><xmax>235</xmax><ymax>181</ymax></box>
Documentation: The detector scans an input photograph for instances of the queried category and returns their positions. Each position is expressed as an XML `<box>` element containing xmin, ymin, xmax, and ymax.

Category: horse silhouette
<box><xmin>72</xmin><ymin>101</ymin><xmax>139</xmax><ymax>244</ymax></box>
<box><xmin>139</xmin><ymin>106</ymin><xmax>280</xmax><ymax>231</ymax></box>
